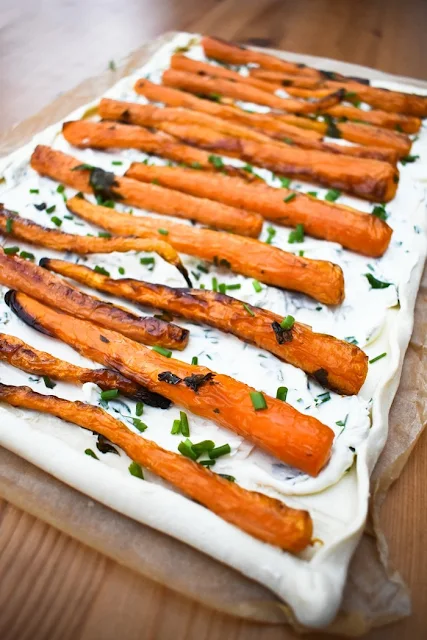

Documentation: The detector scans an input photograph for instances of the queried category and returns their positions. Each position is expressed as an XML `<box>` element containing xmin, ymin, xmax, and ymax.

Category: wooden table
<box><xmin>0</xmin><ymin>1</ymin><xmax>426</xmax><ymax>638</ymax></box>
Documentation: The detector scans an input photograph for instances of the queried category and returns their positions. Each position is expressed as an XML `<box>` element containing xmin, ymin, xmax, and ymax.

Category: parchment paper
<box><xmin>0</xmin><ymin>32</ymin><xmax>426</xmax><ymax>635</ymax></box>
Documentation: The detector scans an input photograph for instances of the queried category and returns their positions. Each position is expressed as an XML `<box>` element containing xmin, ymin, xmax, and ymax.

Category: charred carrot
<box><xmin>134</xmin><ymin>79</ymin><xmax>323</xmax><ymax>140</ymax></box>
<box><xmin>125</xmin><ymin>164</ymin><xmax>392</xmax><ymax>257</ymax></box>
<box><xmin>162</xmin><ymin>69</ymin><xmax>344</xmax><ymax>114</ymax></box>
<box><xmin>44</xmin><ymin>138</ymin><xmax>261</xmax><ymax>238</ymax></box>
<box><xmin>42</xmin><ymin>258</ymin><xmax>368</xmax><ymax>395</ymax></box>
<box><xmin>250</xmin><ymin>69</ymin><xmax>323</xmax><ymax>88</ymax></box>
<box><xmin>202</xmin><ymin>36</ymin><xmax>321</xmax><ymax>78</ymax></box>
<box><xmin>0</xmin><ymin>249</ymin><xmax>189</xmax><ymax>350</ymax></box>
<box><xmin>276</xmin><ymin>115</ymin><xmax>412</xmax><ymax>157</ymax></box>
<box><xmin>0</xmin><ymin>382</ymin><xmax>313</xmax><ymax>550</ymax></box>
<box><xmin>100</xmin><ymin>98</ymin><xmax>397</xmax><ymax>164</ymax></box>
<box><xmin>5</xmin><ymin>290</ymin><xmax>335</xmax><ymax>477</ymax></box>
<box><xmin>153</xmin><ymin>122</ymin><xmax>399</xmax><ymax>202</ymax></box>
<box><xmin>65</xmin><ymin>195</ymin><xmax>345</xmax><ymax>305</ymax></box>
<box><xmin>0</xmin><ymin>333</ymin><xmax>170</xmax><ymax>407</ymax></box>
<box><xmin>0</xmin><ymin>204</ymin><xmax>190</xmax><ymax>285</ymax></box>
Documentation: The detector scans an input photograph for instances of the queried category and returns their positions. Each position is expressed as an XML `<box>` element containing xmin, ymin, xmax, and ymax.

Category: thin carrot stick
<box><xmin>162</xmin><ymin>69</ymin><xmax>344</xmax><ymax>114</ymax></box>
<box><xmin>42</xmin><ymin>257</ymin><xmax>368</xmax><ymax>396</ymax></box>
<box><xmin>5</xmin><ymin>290</ymin><xmax>335</xmax><ymax>477</ymax></box>
<box><xmin>0</xmin><ymin>333</ymin><xmax>171</xmax><ymax>407</ymax></box>
<box><xmin>33</xmin><ymin>140</ymin><xmax>263</xmax><ymax>238</ymax></box>
<box><xmin>125</xmin><ymin>163</ymin><xmax>392</xmax><ymax>257</ymax></box>
<box><xmin>0</xmin><ymin>249</ymin><xmax>189</xmax><ymax>350</ymax></box>
<box><xmin>0</xmin><ymin>381</ymin><xmax>313</xmax><ymax>551</ymax></box>
<box><xmin>64</xmin><ymin>195</ymin><xmax>345</xmax><ymax>305</ymax></box>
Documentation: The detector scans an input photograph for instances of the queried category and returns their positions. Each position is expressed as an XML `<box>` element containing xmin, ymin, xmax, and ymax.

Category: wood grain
<box><xmin>0</xmin><ymin>1</ymin><xmax>426</xmax><ymax>638</ymax></box>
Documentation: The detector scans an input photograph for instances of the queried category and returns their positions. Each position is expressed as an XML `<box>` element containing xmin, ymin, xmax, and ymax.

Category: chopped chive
<box><xmin>19</xmin><ymin>251</ymin><xmax>35</xmax><ymax>261</ymax></box>
<box><xmin>135</xmin><ymin>402</ymin><xmax>144</xmax><ymax>416</ymax></box>
<box><xmin>158</xmin><ymin>228</ymin><xmax>169</xmax><ymax>235</ymax></box>
<box><xmin>180</xmin><ymin>411</ymin><xmax>190</xmax><ymax>437</ymax></box>
<box><xmin>365</xmin><ymin>273</ymin><xmax>392</xmax><ymax>289</ymax></box>
<box><xmin>171</xmin><ymin>418</ymin><xmax>182</xmax><ymax>435</ymax></box>
<box><xmin>279</xmin><ymin>177</ymin><xmax>291</xmax><ymax>188</ymax></box>
<box><xmin>4</xmin><ymin>246</ymin><xmax>20</xmax><ymax>255</ymax></box>
<box><xmin>280</xmin><ymin>315</ymin><xmax>295</xmax><ymax>330</ymax></box>
<box><xmin>252</xmin><ymin>279</ymin><xmax>262</xmax><ymax>293</ymax></box>
<box><xmin>200</xmin><ymin>284</ymin><xmax>206</xmax><ymax>289</ymax></box>
<box><xmin>34</xmin><ymin>202</ymin><xmax>46</xmax><ymax>211</ymax></box>
<box><xmin>283</xmin><ymin>193</ymin><xmax>296</xmax><ymax>203</ymax></box>
<box><xmin>118</xmin><ymin>267</ymin><xmax>125</xmax><ymax>275</ymax></box>
<box><xmin>129</xmin><ymin>461</ymin><xmax>144</xmax><ymax>479</ymax></box>
<box><xmin>250</xmin><ymin>391</ymin><xmax>267</xmax><ymax>411</ymax></box>
<box><xmin>212</xmin><ymin>277</ymin><xmax>218</xmax><ymax>292</ymax></box>
<box><xmin>345</xmin><ymin>336</ymin><xmax>358</xmax><ymax>345</ymax></box>
<box><xmin>208</xmin><ymin>155</ymin><xmax>224</xmax><ymax>169</ymax></box>
<box><xmin>132</xmin><ymin>418</ymin><xmax>148</xmax><ymax>432</ymax></box>
<box><xmin>56</xmin><ymin>184</ymin><xmax>65</xmax><ymax>194</ymax></box>
<box><xmin>29</xmin><ymin>188</ymin><xmax>39</xmax><ymax>194</ymax></box>
<box><xmin>191</xmin><ymin>356</ymin><xmax>198</xmax><ymax>365</ymax></box>
<box><xmin>42</xmin><ymin>375</ymin><xmax>56</xmax><ymax>389</ymax></box>
<box><xmin>151</xmin><ymin>178</ymin><xmax>160</xmax><ymax>185</ymax></box>
<box><xmin>100</xmin><ymin>389</ymin><xmax>119</xmax><ymax>401</ymax></box>
<box><xmin>315</xmin><ymin>391</ymin><xmax>331</xmax><ymax>406</ymax></box>
<box><xmin>178</xmin><ymin>439</ymin><xmax>198</xmax><ymax>460</ymax></box>
<box><xmin>324</xmin><ymin>189</ymin><xmax>341</xmax><ymax>202</ymax></box>
<box><xmin>152</xmin><ymin>346</ymin><xmax>172</xmax><ymax>357</ymax></box>
<box><xmin>288</xmin><ymin>224</ymin><xmax>304</xmax><ymax>244</ymax></box>
<box><xmin>108</xmin><ymin>60</ymin><xmax>116</xmax><ymax>71</ymax></box>
<box><xmin>226</xmin><ymin>283</ymin><xmax>241</xmax><ymax>290</ymax></box>
<box><xmin>265</xmin><ymin>226</ymin><xmax>276</xmax><ymax>245</ymax></box>
<box><xmin>298</xmin><ymin>250</ymin><xmax>304</xmax><ymax>257</ymax></box>
<box><xmin>209</xmin><ymin>443</ymin><xmax>231</xmax><ymax>459</ymax></box>
<box><xmin>46</xmin><ymin>205</ymin><xmax>56</xmax><ymax>214</ymax></box>
<box><xmin>197</xmin><ymin>264</ymin><xmax>209</xmax><ymax>274</ymax></box>
<box><xmin>200</xmin><ymin>459</ymin><xmax>216</xmax><ymax>466</ymax></box>
<box><xmin>218</xmin><ymin>474</ymin><xmax>235</xmax><ymax>482</ymax></box>
<box><xmin>243</xmin><ymin>163</ymin><xmax>253</xmax><ymax>173</ymax></box>
<box><xmin>94</xmin><ymin>265</ymin><xmax>110</xmax><ymax>276</ymax></box>
<box><xmin>218</xmin><ymin>283</ymin><xmax>227</xmax><ymax>294</ymax></box>
<box><xmin>401</xmin><ymin>154</ymin><xmax>419</xmax><ymax>165</ymax></box>
<box><xmin>112</xmin><ymin>160</ymin><xmax>123</xmax><ymax>165</ymax></box>
<box><xmin>242</xmin><ymin>303</ymin><xmax>255</xmax><ymax>317</ymax></box>
<box><xmin>98</xmin><ymin>231</ymin><xmax>112</xmax><ymax>238</ymax></box>
<box><xmin>336</xmin><ymin>414</ymin><xmax>348</xmax><ymax>428</ymax></box>
<box><xmin>369</xmin><ymin>352</ymin><xmax>387</xmax><ymax>364</ymax></box>
<box><xmin>5</xmin><ymin>218</ymin><xmax>13</xmax><ymax>233</ymax></box>
<box><xmin>192</xmin><ymin>440</ymin><xmax>215</xmax><ymax>455</ymax></box>
<box><xmin>307</xmin><ymin>191</ymin><xmax>318</xmax><ymax>198</ymax></box>
<box><xmin>276</xmin><ymin>386</ymin><xmax>288</xmax><ymax>402</ymax></box>
<box><xmin>372</xmin><ymin>204</ymin><xmax>388</xmax><ymax>220</ymax></box>
<box><xmin>140</xmin><ymin>256</ymin><xmax>155</xmax><ymax>267</ymax></box>
<box><xmin>51</xmin><ymin>216</ymin><xmax>62</xmax><ymax>227</ymax></box>
<box><xmin>85</xmin><ymin>448</ymin><xmax>98</xmax><ymax>459</ymax></box>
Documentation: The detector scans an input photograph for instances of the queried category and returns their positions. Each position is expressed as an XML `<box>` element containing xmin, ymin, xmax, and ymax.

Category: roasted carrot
<box><xmin>126</xmin><ymin>164</ymin><xmax>392</xmax><ymax>257</ymax></box>
<box><xmin>323</xmin><ymin>80</ymin><xmax>427</xmax><ymax>118</ymax></box>
<box><xmin>100</xmin><ymin>98</ymin><xmax>397</xmax><ymax>164</ymax></box>
<box><xmin>42</xmin><ymin>258</ymin><xmax>368</xmax><ymax>395</ymax></box>
<box><xmin>162</xmin><ymin>69</ymin><xmax>344</xmax><ymax>114</ymax></box>
<box><xmin>0</xmin><ymin>382</ymin><xmax>313</xmax><ymax>551</ymax></box>
<box><xmin>153</xmin><ymin>121</ymin><xmax>399</xmax><ymax>202</ymax></box>
<box><xmin>65</xmin><ymin>196</ymin><xmax>345</xmax><ymax>305</ymax></box>
<box><xmin>251</xmin><ymin>69</ymin><xmax>323</xmax><ymax>85</ymax></box>
<box><xmin>44</xmin><ymin>137</ymin><xmax>261</xmax><ymax>238</ymax></box>
<box><xmin>0</xmin><ymin>333</ymin><xmax>171</xmax><ymax>407</ymax></box>
<box><xmin>134</xmin><ymin>79</ymin><xmax>323</xmax><ymax>141</ymax></box>
<box><xmin>274</xmin><ymin>87</ymin><xmax>421</xmax><ymax>133</ymax></box>
<box><xmin>0</xmin><ymin>249</ymin><xmax>189</xmax><ymax>350</ymax></box>
<box><xmin>277</xmin><ymin>114</ymin><xmax>412</xmax><ymax>157</ymax></box>
<box><xmin>6</xmin><ymin>290</ymin><xmax>335</xmax><ymax>477</ymax></box>
<box><xmin>202</xmin><ymin>36</ymin><xmax>321</xmax><ymax>78</ymax></box>
<box><xmin>0</xmin><ymin>204</ymin><xmax>191</xmax><ymax>285</ymax></box>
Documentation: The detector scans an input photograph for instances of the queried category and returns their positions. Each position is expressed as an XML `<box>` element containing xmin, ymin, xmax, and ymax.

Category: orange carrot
<box><xmin>153</xmin><ymin>121</ymin><xmax>399</xmax><ymax>202</ymax></box>
<box><xmin>0</xmin><ymin>333</ymin><xmax>171</xmax><ymax>407</ymax></box>
<box><xmin>0</xmin><ymin>382</ymin><xmax>313</xmax><ymax>551</ymax></box>
<box><xmin>42</xmin><ymin>257</ymin><xmax>368</xmax><ymax>396</ymax></box>
<box><xmin>64</xmin><ymin>195</ymin><xmax>345</xmax><ymax>305</ymax></box>
<box><xmin>33</xmin><ymin>142</ymin><xmax>263</xmax><ymax>238</ymax></box>
<box><xmin>126</xmin><ymin>163</ymin><xmax>392</xmax><ymax>257</ymax></box>
<box><xmin>162</xmin><ymin>69</ymin><xmax>343</xmax><ymax>114</ymax></box>
<box><xmin>0</xmin><ymin>249</ymin><xmax>189</xmax><ymax>350</ymax></box>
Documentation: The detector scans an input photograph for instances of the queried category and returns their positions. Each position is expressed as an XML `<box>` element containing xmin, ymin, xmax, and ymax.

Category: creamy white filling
<box><xmin>0</xmin><ymin>32</ymin><xmax>426</xmax><ymax>627</ymax></box>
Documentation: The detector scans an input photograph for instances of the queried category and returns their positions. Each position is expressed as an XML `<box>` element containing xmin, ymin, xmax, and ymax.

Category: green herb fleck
<box><xmin>19</xmin><ymin>251</ymin><xmax>35</xmax><ymax>261</ymax></box>
<box><xmin>51</xmin><ymin>216</ymin><xmax>62</xmax><ymax>227</ymax></box>
<box><xmin>132</xmin><ymin>418</ymin><xmax>148</xmax><ymax>432</ymax></box>
<box><xmin>276</xmin><ymin>386</ymin><xmax>288</xmax><ymax>402</ymax></box>
<box><xmin>180</xmin><ymin>411</ymin><xmax>190</xmax><ymax>437</ymax></box>
<box><xmin>3</xmin><ymin>246</ymin><xmax>19</xmax><ymax>255</ymax></box>
<box><xmin>280</xmin><ymin>315</ymin><xmax>295</xmax><ymax>330</ymax></box>
<box><xmin>283</xmin><ymin>193</ymin><xmax>296</xmax><ymax>204</ymax></box>
<box><xmin>265</xmin><ymin>226</ymin><xmax>276</xmax><ymax>245</ymax></box>
<box><xmin>372</xmin><ymin>204</ymin><xmax>388</xmax><ymax>220</ymax></box>
<box><xmin>250</xmin><ymin>391</ymin><xmax>267</xmax><ymax>411</ymax></box>
<box><xmin>288</xmin><ymin>223</ymin><xmax>304</xmax><ymax>243</ymax></box>
<box><xmin>152</xmin><ymin>345</ymin><xmax>172</xmax><ymax>358</ymax></box>
<box><xmin>324</xmin><ymin>189</ymin><xmax>341</xmax><ymax>202</ymax></box>
<box><xmin>42</xmin><ymin>375</ymin><xmax>56</xmax><ymax>389</ymax></box>
<box><xmin>208</xmin><ymin>155</ymin><xmax>224</xmax><ymax>169</ymax></box>
<box><xmin>129</xmin><ymin>461</ymin><xmax>144</xmax><ymax>479</ymax></box>
<box><xmin>242</xmin><ymin>303</ymin><xmax>255</xmax><ymax>317</ymax></box>
<box><xmin>94</xmin><ymin>265</ymin><xmax>110</xmax><ymax>276</ymax></box>
<box><xmin>365</xmin><ymin>273</ymin><xmax>392</xmax><ymax>289</ymax></box>
<box><xmin>252</xmin><ymin>280</ymin><xmax>262</xmax><ymax>293</ymax></box>
<box><xmin>191</xmin><ymin>356</ymin><xmax>198</xmax><ymax>365</ymax></box>
<box><xmin>46</xmin><ymin>205</ymin><xmax>56</xmax><ymax>214</ymax></box>
<box><xmin>100</xmin><ymin>389</ymin><xmax>119</xmax><ymax>401</ymax></box>
<box><xmin>158</xmin><ymin>228</ymin><xmax>169</xmax><ymax>236</ymax></box>
<box><xmin>85</xmin><ymin>448</ymin><xmax>98</xmax><ymax>460</ymax></box>
<box><xmin>118</xmin><ymin>267</ymin><xmax>125</xmax><ymax>275</ymax></box>
<box><xmin>369</xmin><ymin>352</ymin><xmax>387</xmax><ymax>364</ymax></box>
<box><xmin>208</xmin><ymin>443</ymin><xmax>231</xmax><ymax>459</ymax></box>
